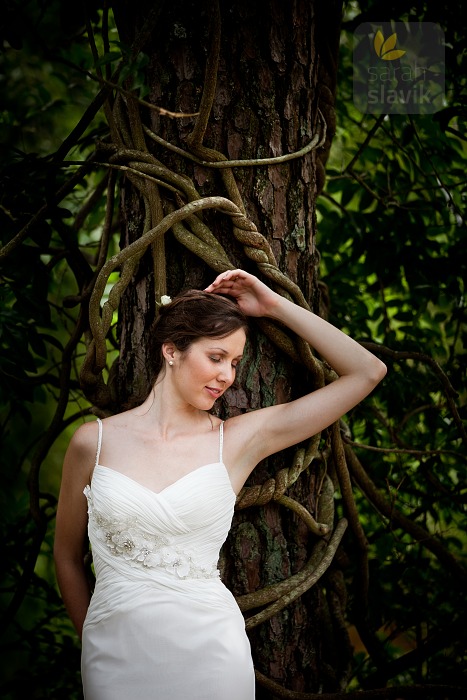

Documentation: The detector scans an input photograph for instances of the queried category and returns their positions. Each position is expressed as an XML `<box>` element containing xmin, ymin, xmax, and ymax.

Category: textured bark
<box><xmin>113</xmin><ymin>0</ymin><xmax>343</xmax><ymax>694</ymax></box>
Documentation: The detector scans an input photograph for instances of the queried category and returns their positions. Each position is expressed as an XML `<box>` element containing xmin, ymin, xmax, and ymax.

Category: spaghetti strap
<box><xmin>95</xmin><ymin>417</ymin><xmax>103</xmax><ymax>468</ymax></box>
<box><xmin>219</xmin><ymin>421</ymin><xmax>224</xmax><ymax>464</ymax></box>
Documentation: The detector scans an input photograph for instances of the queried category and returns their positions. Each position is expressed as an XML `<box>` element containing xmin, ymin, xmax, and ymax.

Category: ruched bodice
<box><xmin>85</xmin><ymin>461</ymin><xmax>236</xmax><ymax>583</ymax></box>
<box><xmin>80</xmin><ymin>419</ymin><xmax>255</xmax><ymax>700</ymax></box>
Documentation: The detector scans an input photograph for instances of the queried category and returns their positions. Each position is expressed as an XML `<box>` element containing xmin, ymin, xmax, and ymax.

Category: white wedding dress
<box><xmin>81</xmin><ymin>418</ymin><xmax>255</xmax><ymax>699</ymax></box>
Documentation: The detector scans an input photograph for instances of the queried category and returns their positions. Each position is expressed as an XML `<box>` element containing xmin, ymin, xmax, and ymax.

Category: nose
<box><xmin>217</xmin><ymin>364</ymin><xmax>235</xmax><ymax>385</ymax></box>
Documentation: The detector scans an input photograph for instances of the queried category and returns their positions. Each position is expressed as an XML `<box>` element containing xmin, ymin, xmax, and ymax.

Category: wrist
<box><xmin>264</xmin><ymin>294</ymin><xmax>294</xmax><ymax>321</ymax></box>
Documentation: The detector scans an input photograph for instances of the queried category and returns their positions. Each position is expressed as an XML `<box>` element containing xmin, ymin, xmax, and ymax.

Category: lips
<box><xmin>205</xmin><ymin>386</ymin><xmax>222</xmax><ymax>399</ymax></box>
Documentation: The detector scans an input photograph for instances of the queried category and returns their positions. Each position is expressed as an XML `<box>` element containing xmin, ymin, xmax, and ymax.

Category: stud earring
<box><xmin>169</xmin><ymin>360</ymin><xmax>174</xmax><ymax>366</ymax></box>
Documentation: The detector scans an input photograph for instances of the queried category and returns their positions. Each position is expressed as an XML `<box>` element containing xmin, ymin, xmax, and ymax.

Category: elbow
<box><xmin>369</xmin><ymin>357</ymin><xmax>387</xmax><ymax>387</ymax></box>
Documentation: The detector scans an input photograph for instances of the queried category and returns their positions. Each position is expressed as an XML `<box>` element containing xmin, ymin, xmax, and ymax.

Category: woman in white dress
<box><xmin>54</xmin><ymin>269</ymin><xmax>386</xmax><ymax>699</ymax></box>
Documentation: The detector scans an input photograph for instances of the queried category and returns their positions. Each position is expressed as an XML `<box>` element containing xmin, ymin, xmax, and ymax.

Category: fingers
<box><xmin>204</xmin><ymin>269</ymin><xmax>245</xmax><ymax>292</ymax></box>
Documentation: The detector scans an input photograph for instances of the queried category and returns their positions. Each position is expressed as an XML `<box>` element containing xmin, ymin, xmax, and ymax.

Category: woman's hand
<box><xmin>205</xmin><ymin>269</ymin><xmax>279</xmax><ymax>317</ymax></box>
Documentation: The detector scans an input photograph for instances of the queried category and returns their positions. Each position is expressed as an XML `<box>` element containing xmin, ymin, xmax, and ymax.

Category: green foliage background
<box><xmin>0</xmin><ymin>1</ymin><xmax>465</xmax><ymax>698</ymax></box>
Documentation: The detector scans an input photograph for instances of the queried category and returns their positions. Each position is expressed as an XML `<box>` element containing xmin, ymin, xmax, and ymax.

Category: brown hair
<box><xmin>145</xmin><ymin>289</ymin><xmax>249</xmax><ymax>389</ymax></box>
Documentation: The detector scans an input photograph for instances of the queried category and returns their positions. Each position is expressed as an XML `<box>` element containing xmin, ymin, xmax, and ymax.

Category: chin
<box><xmin>191</xmin><ymin>396</ymin><xmax>217</xmax><ymax>411</ymax></box>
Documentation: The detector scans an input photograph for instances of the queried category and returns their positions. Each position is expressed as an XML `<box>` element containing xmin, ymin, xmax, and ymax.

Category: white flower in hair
<box><xmin>160</xmin><ymin>295</ymin><xmax>172</xmax><ymax>306</ymax></box>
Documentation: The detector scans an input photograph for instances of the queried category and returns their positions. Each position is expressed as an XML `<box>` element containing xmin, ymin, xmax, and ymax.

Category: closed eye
<box><xmin>209</xmin><ymin>354</ymin><xmax>243</xmax><ymax>368</ymax></box>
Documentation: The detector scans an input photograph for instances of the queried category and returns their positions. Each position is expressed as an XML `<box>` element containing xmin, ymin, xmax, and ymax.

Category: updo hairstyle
<box><xmin>147</xmin><ymin>289</ymin><xmax>249</xmax><ymax>387</ymax></box>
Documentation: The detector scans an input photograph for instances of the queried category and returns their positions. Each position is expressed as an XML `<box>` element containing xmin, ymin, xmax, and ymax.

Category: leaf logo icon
<box><xmin>374</xmin><ymin>30</ymin><xmax>406</xmax><ymax>61</ymax></box>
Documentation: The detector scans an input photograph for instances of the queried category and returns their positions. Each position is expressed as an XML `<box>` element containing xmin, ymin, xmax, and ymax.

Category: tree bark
<box><xmin>113</xmin><ymin>0</ymin><xmax>343</xmax><ymax>694</ymax></box>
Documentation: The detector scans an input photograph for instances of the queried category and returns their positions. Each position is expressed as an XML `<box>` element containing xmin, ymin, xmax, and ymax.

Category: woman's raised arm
<box><xmin>206</xmin><ymin>270</ymin><xmax>387</xmax><ymax>486</ymax></box>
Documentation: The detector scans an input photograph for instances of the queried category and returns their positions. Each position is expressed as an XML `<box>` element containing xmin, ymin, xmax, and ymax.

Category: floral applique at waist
<box><xmin>84</xmin><ymin>486</ymin><xmax>220</xmax><ymax>580</ymax></box>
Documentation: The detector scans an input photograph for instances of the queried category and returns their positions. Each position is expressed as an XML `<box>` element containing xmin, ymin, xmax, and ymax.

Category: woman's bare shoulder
<box><xmin>59</xmin><ymin>419</ymin><xmax>103</xmax><ymax>487</ymax></box>
<box><xmin>222</xmin><ymin>409</ymin><xmax>267</xmax><ymax>454</ymax></box>
<box><xmin>70</xmin><ymin>411</ymin><xmax>130</xmax><ymax>442</ymax></box>
<box><xmin>66</xmin><ymin>419</ymin><xmax>101</xmax><ymax>457</ymax></box>
<box><xmin>69</xmin><ymin>410</ymin><xmax>141</xmax><ymax>455</ymax></box>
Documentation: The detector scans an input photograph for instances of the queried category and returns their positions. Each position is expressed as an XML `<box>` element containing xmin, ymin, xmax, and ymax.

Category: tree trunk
<box><xmin>112</xmin><ymin>0</ymin><xmax>343</xmax><ymax>694</ymax></box>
